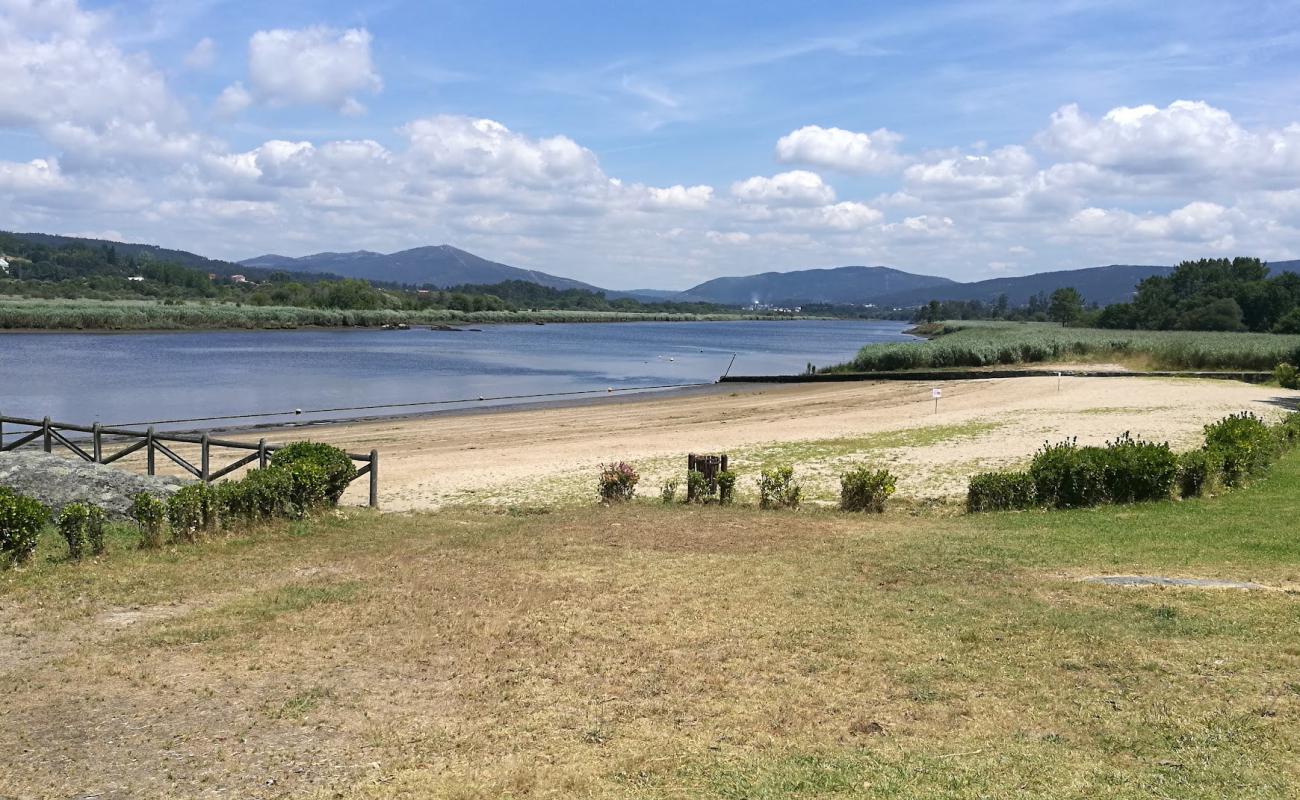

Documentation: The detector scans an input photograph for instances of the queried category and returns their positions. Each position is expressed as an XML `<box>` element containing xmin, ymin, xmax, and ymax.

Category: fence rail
<box><xmin>0</xmin><ymin>414</ymin><xmax>379</xmax><ymax>508</ymax></box>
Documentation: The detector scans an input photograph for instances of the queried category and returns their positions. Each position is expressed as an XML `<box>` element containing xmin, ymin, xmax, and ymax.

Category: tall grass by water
<box><xmin>0</xmin><ymin>297</ymin><xmax>761</xmax><ymax>330</ymax></box>
<box><xmin>835</xmin><ymin>320</ymin><xmax>1300</xmax><ymax>372</ymax></box>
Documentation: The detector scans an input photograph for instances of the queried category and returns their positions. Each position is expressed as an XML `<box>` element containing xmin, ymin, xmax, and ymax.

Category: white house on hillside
<box><xmin>0</xmin><ymin>257</ymin><xmax>9</xmax><ymax>275</ymax></box>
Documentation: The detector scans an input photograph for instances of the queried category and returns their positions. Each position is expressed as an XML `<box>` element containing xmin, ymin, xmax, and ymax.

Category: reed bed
<box><xmin>835</xmin><ymin>320</ymin><xmax>1300</xmax><ymax>372</ymax></box>
<box><xmin>0</xmin><ymin>297</ymin><xmax>762</xmax><ymax>330</ymax></box>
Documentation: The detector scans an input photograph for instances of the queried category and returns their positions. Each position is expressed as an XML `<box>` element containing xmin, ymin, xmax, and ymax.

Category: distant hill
<box><xmin>7</xmin><ymin>231</ymin><xmax>242</xmax><ymax>274</ymax></box>
<box><xmin>682</xmin><ymin>266</ymin><xmax>957</xmax><ymax>306</ymax></box>
<box><xmin>872</xmin><ymin>264</ymin><xmax>1175</xmax><ymax>308</ymax></box>
<box><xmin>240</xmin><ymin>245</ymin><xmax>605</xmax><ymax>292</ymax></box>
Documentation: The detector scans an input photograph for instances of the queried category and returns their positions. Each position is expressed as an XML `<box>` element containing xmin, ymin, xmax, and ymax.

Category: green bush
<box><xmin>839</xmin><ymin>466</ymin><xmax>896</xmax><ymax>513</ymax></box>
<box><xmin>966</xmin><ymin>471</ymin><xmax>1036</xmax><ymax>512</ymax></box>
<box><xmin>282</xmin><ymin>461</ymin><xmax>330</xmax><ymax>517</ymax></box>
<box><xmin>1273</xmin><ymin>412</ymin><xmax>1300</xmax><ymax>451</ymax></box>
<box><xmin>167</xmin><ymin>484</ymin><xmax>219</xmax><ymax>542</ymax></box>
<box><xmin>1</xmin><ymin>487</ymin><xmax>50</xmax><ymax>567</ymax></box>
<box><xmin>57</xmin><ymin>502</ymin><xmax>106</xmax><ymax>560</ymax></box>
<box><xmin>659</xmin><ymin>478</ymin><xmax>679</xmax><ymax>504</ymax></box>
<box><xmin>1102</xmin><ymin>433</ymin><xmax>1178</xmax><ymax>504</ymax></box>
<box><xmin>1274</xmin><ymin>362</ymin><xmax>1299</xmax><ymax>389</ymax></box>
<box><xmin>597</xmin><ymin>462</ymin><xmax>639</xmax><ymax>503</ymax></box>
<box><xmin>1176</xmin><ymin>449</ymin><xmax>1221</xmax><ymax>499</ymax></box>
<box><xmin>757</xmin><ymin>466</ymin><xmax>802</xmax><ymax>510</ymax></box>
<box><xmin>1204</xmin><ymin>412</ymin><xmax>1276</xmax><ymax>487</ymax></box>
<box><xmin>218</xmin><ymin>467</ymin><xmax>295</xmax><ymax>521</ymax></box>
<box><xmin>1028</xmin><ymin>434</ymin><xmax>1176</xmax><ymax>509</ymax></box>
<box><xmin>716</xmin><ymin>471</ymin><xmax>738</xmax><ymax>506</ymax></box>
<box><xmin>271</xmin><ymin>441</ymin><xmax>358</xmax><ymax>504</ymax></box>
<box><xmin>129</xmin><ymin>492</ymin><xmax>167</xmax><ymax>548</ymax></box>
<box><xmin>685</xmin><ymin>469</ymin><xmax>711</xmax><ymax>503</ymax></box>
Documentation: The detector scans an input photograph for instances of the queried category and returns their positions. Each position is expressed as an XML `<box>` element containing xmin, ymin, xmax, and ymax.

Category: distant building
<box><xmin>0</xmin><ymin>257</ymin><xmax>8</xmax><ymax>275</ymax></box>
<box><xmin>127</xmin><ymin>275</ymin><xmax>145</xmax><ymax>282</ymax></box>
<box><xmin>230</xmin><ymin>274</ymin><xmax>248</xmax><ymax>283</ymax></box>
<box><xmin>207</xmin><ymin>273</ymin><xmax>217</xmax><ymax>281</ymax></box>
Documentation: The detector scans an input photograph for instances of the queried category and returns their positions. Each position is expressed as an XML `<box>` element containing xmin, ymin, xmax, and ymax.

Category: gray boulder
<box><xmin>0</xmin><ymin>450</ymin><xmax>189</xmax><ymax>519</ymax></box>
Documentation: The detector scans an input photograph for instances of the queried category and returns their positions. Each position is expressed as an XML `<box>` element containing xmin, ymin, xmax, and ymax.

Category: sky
<box><xmin>3</xmin><ymin>0</ymin><xmax>1300</xmax><ymax>289</ymax></box>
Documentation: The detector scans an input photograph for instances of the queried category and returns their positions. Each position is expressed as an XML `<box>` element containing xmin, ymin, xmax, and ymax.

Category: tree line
<box><xmin>0</xmin><ymin>235</ymin><xmax>729</xmax><ymax>315</ymax></box>
<box><xmin>909</xmin><ymin>258</ymin><xmax>1300</xmax><ymax>332</ymax></box>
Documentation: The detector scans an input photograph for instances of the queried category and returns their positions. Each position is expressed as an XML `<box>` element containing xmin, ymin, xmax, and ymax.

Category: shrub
<box><xmin>1273</xmin><ymin>412</ymin><xmax>1300</xmax><ymax>451</ymax></box>
<box><xmin>57</xmin><ymin>502</ymin><xmax>106</xmax><ymax>560</ymax></box>
<box><xmin>1102</xmin><ymin>433</ymin><xmax>1177</xmax><ymax>504</ymax></box>
<box><xmin>716</xmin><ymin>471</ymin><xmax>738</xmax><ymax>506</ymax></box>
<box><xmin>1</xmin><ymin>487</ymin><xmax>50</xmax><ymax>567</ymax></box>
<box><xmin>1275</xmin><ymin>362</ymin><xmax>1299</xmax><ymax>389</ymax></box>
<box><xmin>167</xmin><ymin>484</ymin><xmax>219</xmax><ymax>542</ymax></box>
<box><xmin>1204</xmin><ymin>412</ymin><xmax>1276</xmax><ymax>487</ymax></box>
<box><xmin>129</xmin><ymin>492</ymin><xmax>166</xmax><ymax>549</ymax></box>
<box><xmin>966</xmin><ymin>471</ymin><xmax>1037</xmax><ymax>512</ymax></box>
<box><xmin>281</xmin><ymin>461</ymin><xmax>331</xmax><ymax>517</ymax></box>
<box><xmin>1028</xmin><ymin>433</ymin><xmax>1176</xmax><ymax>508</ymax></box>
<box><xmin>757</xmin><ymin>466</ymin><xmax>802</xmax><ymax>510</ymax></box>
<box><xmin>1029</xmin><ymin>439</ymin><xmax>1108</xmax><ymax>508</ymax></box>
<box><xmin>840</xmin><ymin>466</ymin><xmax>897</xmax><ymax>513</ymax></box>
<box><xmin>271</xmin><ymin>442</ymin><xmax>358</xmax><ymax>505</ymax></box>
<box><xmin>659</xmin><ymin>478</ymin><xmax>679</xmax><ymax>504</ymax></box>
<box><xmin>1176</xmin><ymin>448</ymin><xmax>1221</xmax><ymax>499</ymax></box>
<box><xmin>218</xmin><ymin>467</ymin><xmax>295</xmax><ymax>521</ymax></box>
<box><xmin>597</xmin><ymin>462</ymin><xmax>639</xmax><ymax>503</ymax></box>
<box><xmin>686</xmin><ymin>469</ymin><xmax>714</xmax><ymax>503</ymax></box>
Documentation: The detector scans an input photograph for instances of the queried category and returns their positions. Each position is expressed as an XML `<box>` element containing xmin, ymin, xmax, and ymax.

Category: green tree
<box><xmin>1047</xmin><ymin>287</ymin><xmax>1084</xmax><ymax>327</ymax></box>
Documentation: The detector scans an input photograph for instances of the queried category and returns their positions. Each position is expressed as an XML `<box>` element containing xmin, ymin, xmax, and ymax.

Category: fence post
<box><xmin>147</xmin><ymin>426</ymin><xmax>156</xmax><ymax>476</ymax></box>
<box><xmin>92</xmin><ymin>423</ymin><xmax>102</xmax><ymax>463</ymax></box>
<box><xmin>368</xmin><ymin>450</ymin><xmax>379</xmax><ymax>509</ymax></box>
<box><xmin>0</xmin><ymin>415</ymin><xmax>5</xmax><ymax>450</ymax></box>
<box><xmin>42</xmin><ymin>416</ymin><xmax>52</xmax><ymax>453</ymax></box>
<box><xmin>258</xmin><ymin>438</ymin><xmax>268</xmax><ymax>468</ymax></box>
<box><xmin>200</xmin><ymin>434</ymin><xmax>210</xmax><ymax>482</ymax></box>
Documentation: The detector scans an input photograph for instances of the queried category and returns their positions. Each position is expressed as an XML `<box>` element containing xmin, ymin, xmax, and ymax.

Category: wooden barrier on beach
<box><xmin>720</xmin><ymin>369</ymin><xmax>1273</xmax><ymax>384</ymax></box>
<box><xmin>0</xmin><ymin>414</ymin><xmax>379</xmax><ymax>508</ymax></box>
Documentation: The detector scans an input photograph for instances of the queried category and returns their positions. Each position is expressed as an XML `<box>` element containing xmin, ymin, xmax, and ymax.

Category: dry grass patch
<box><xmin>2</xmin><ymin>468</ymin><xmax>1300</xmax><ymax>797</ymax></box>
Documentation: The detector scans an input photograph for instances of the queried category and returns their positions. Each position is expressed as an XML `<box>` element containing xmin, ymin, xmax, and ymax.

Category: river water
<box><xmin>0</xmin><ymin>319</ymin><xmax>912</xmax><ymax>430</ymax></box>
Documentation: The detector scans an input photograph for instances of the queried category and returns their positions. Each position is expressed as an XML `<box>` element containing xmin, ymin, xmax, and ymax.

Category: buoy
<box><xmin>294</xmin><ymin>408</ymin><xmax>302</xmax><ymax>415</ymax></box>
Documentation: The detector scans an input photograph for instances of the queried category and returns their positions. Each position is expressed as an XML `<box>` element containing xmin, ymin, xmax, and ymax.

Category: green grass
<box><xmin>834</xmin><ymin>320</ymin><xmax>1300</xmax><ymax>372</ymax></box>
<box><xmin>0</xmin><ymin>296</ymin><xmax>775</xmax><ymax>330</ymax></box>
<box><xmin>3</xmin><ymin>455</ymin><xmax>1300</xmax><ymax>797</ymax></box>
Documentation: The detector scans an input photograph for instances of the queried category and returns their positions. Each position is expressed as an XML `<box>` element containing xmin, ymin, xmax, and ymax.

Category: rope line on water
<box><xmin>105</xmin><ymin>381</ymin><xmax>717</xmax><ymax>429</ymax></box>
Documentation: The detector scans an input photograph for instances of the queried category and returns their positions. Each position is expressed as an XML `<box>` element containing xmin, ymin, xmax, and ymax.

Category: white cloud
<box><xmin>731</xmin><ymin>170</ymin><xmax>835</xmax><ymax>206</ymax></box>
<box><xmin>246</xmin><ymin>26</ymin><xmax>381</xmax><ymax>113</ymax></box>
<box><xmin>401</xmin><ymin>115</ymin><xmax>602</xmax><ymax>187</ymax></box>
<box><xmin>903</xmin><ymin>146</ymin><xmax>1037</xmax><ymax>200</ymax></box>
<box><xmin>775</xmin><ymin>125</ymin><xmax>906</xmax><ymax>174</ymax></box>
<box><xmin>184</xmin><ymin>36</ymin><xmax>215</xmax><ymax>70</ymax></box>
<box><xmin>642</xmin><ymin>184</ymin><xmax>713</xmax><ymax>211</ymax></box>
<box><xmin>1040</xmin><ymin>100</ymin><xmax>1300</xmax><ymax>185</ymax></box>
<box><xmin>215</xmin><ymin>82</ymin><xmax>253</xmax><ymax>117</ymax></box>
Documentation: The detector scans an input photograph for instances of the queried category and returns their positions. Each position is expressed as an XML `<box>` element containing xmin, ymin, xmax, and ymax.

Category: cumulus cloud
<box><xmin>1040</xmin><ymin>100</ymin><xmax>1300</xmax><ymax>186</ymax></box>
<box><xmin>775</xmin><ymin>125</ymin><xmax>906</xmax><ymax>173</ymax></box>
<box><xmin>642</xmin><ymin>184</ymin><xmax>713</xmax><ymax>211</ymax></box>
<box><xmin>246</xmin><ymin>26</ymin><xmax>381</xmax><ymax>113</ymax></box>
<box><xmin>215</xmin><ymin>82</ymin><xmax>253</xmax><ymax>117</ymax></box>
<box><xmin>401</xmin><ymin>115</ymin><xmax>602</xmax><ymax>187</ymax></box>
<box><xmin>731</xmin><ymin>170</ymin><xmax>835</xmax><ymax>206</ymax></box>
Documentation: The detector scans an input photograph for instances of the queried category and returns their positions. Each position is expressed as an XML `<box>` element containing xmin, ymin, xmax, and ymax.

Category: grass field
<box><xmin>3</xmin><ymin>450</ymin><xmax>1299</xmax><ymax>797</ymax></box>
<box><xmin>833</xmin><ymin>321</ymin><xmax>1300</xmax><ymax>372</ymax></box>
<box><xmin>0</xmin><ymin>297</ymin><xmax>771</xmax><ymax>330</ymax></box>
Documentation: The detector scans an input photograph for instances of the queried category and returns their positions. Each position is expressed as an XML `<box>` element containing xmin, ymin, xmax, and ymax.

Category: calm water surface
<box><xmin>0</xmin><ymin>320</ymin><xmax>912</xmax><ymax>430</ymax></box>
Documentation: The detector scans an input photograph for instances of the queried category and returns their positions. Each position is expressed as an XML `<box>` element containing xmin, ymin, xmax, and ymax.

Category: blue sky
<box><xmin>3</xmin><ymin>0</ymin><xmax>1300</xmax><ymax>288</ymax></box>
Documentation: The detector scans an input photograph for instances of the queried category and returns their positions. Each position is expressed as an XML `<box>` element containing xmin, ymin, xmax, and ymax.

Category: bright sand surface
<box><xmin>138</xmin><ymin>375</ymin><xmax>1297</xmax><ymax>510</ymax></box>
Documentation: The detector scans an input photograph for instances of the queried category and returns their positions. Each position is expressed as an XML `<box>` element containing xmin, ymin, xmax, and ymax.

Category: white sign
<box><xmin>931</xmin><ymin>388</ymin><xmax>942</xmax><ymax>399</ymax></box>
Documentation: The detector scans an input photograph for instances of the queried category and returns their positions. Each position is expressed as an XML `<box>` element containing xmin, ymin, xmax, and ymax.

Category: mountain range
<box><xmin>9</xmin><ymin>229</ymin><xmax>1296</xmax><ymax>310</ymax></box>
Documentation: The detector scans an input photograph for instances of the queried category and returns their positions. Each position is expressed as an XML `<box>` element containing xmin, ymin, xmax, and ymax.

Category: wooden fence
<box><xmin>0</xmin><ymin>414</ymin><xmax>379</xmax><ymax>508</ymax></box>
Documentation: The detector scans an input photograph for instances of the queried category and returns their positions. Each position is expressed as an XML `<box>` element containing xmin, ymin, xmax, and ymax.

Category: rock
<box><xmin>0</xmin><ymin>450</ymin><xmax>188</xmax><ymax>520</ymax></box>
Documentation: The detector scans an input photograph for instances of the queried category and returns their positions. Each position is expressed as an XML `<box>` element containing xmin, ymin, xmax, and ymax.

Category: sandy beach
<box><xmin>117</xmin><ymin>374</ymin><xmax>1295</xmax><ymax>510</ymax></box>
